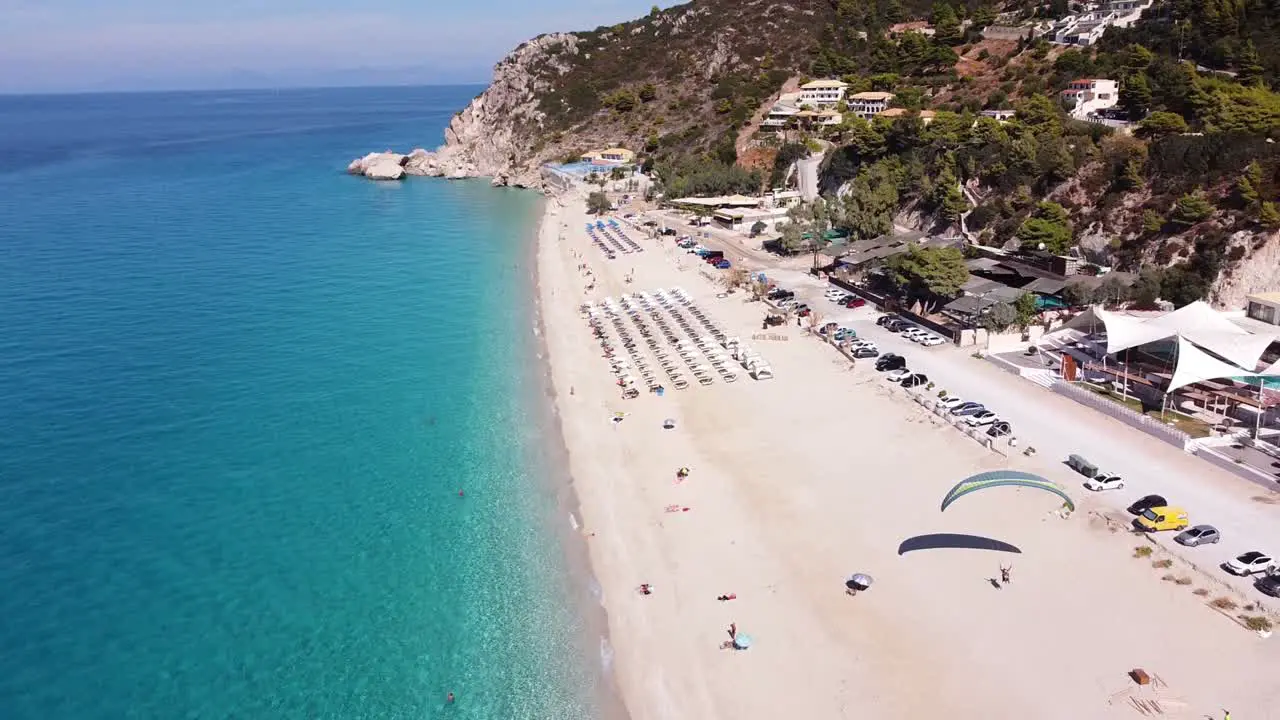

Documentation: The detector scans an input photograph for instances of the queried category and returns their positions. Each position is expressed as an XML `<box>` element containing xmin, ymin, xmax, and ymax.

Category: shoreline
<box><xmin>529</xmin><ymin>191</ymin><xmax>631</xmax><ymax>720</ymax></box>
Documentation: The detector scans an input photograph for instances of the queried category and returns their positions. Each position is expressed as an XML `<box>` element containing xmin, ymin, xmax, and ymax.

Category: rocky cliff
<box><xmin>350</xmin><ymin>0</ymin><xmax>835</xmax><ymax>187</ymax></box>
<box><xmin>349</xmin><ymin>33</ymin><xmax>578</xmax><ymax>187</ymax></box>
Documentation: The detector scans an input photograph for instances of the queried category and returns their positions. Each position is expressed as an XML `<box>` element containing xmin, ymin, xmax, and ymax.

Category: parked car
<box><xmin>920</xmin><ymin>335</ymin><xmax>947</xmax><ymax>347</ymax></box>
<box><xmin>884</xmin><ymin>320</ymin><xmax>905</xmax><ymax>333</ymax></box>
<box><xmin>836</xmin><ymin>295</ymin><xmax>855</xmax><ymax>305</ymax></box>
<box><xmin>885</xmin><ymin>368</ymin><xmax>912</xmax><ymax>382</ymax></box>
<box><xmin>938</xmin><ymin>396</ymin><xmax>966</xmax><ymax>411</ymax></box>
<box><xmin>1127</xmin><ymin>494</ymin><xmax>1168</xmax><ymax>516</ymax></box>
<box><xmin>845</xmin><ymin>297</ymin><xmax>867</xmax><ymax>308</ymax></box>
<box><xmin>950</xmin><ymin>402</ymin><xmax>986</xmax><ymax>417</ymax></box>
<box><xmin>901</xmin><ymin>373</ymin><xmax>929</xmax><ymax>388</ymax></box>
<box><xmin>987</xmin><ymin>421</ymin><xmax>1012</xmax><ymax>438</ymax></box>
<box><xmin>1224</xmin><ymin>551</ymin><xmax>1276</xmax><ymax>576</ymax></box>
<box><xmin>1255</xmin><ymin>572</ymin><xmax>1280</xmax><ymax>597</ymax></box>
<box><xmin>825</xmin><ymin>289</ymin><xmax>844</xmax><ymax>299</ymax></box>
<box><xmin>1084</xmin><ymin>473</ymin><xmax>1125</xmax><ymax>491</ymax></box>
<box><xmin>876</xmin><ymin>315</ymin><xmax>900</xmax><ymax>327</ymax></box>
<box><xmin>901</xmin><ymin>327</ymin><xmax>927</xmax><ymax>339</ymax></box>
<box><xmin>1174</xmin><ymin>525</ymin><xmax>1221</xmax><ymax>547</ymax></box>
<box><xmin>876</xmin><ymin>355</ymin><xmax>906</xmax><ymax>371</ymax></box>
<box><xmin>1133</xmin><ymin>506</ymin><xmax>1190</xmax><ymax>533</ymax></box>
<box><xmin>853</xmin><ymin>347</ymin><xmax>880</xmax><ymax>358</ymax></box>
<box><xmin>965</xmin><ymin>411</ymin><xmax>999</xmax><ymax>427</ymax></box>
<box><xmin>714</xmin><ymin>259</ymin><xmax>731</xmax><ymax>269</ymax></box>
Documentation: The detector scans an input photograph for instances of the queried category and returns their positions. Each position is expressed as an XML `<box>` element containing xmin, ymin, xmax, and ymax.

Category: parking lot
<box><xmin>800</xmin><ymin>286</ymin><xmax>1280</xmax><ymax>600</ymax></box>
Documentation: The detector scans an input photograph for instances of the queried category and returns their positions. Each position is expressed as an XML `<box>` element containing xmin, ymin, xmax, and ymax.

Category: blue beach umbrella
<box><xmin>733</xmin><ymin>634</ymin><xmax>753</xmax><ymax>649</ymax></box>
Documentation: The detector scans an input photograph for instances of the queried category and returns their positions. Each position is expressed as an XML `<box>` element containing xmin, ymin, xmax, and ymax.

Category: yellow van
<box><xmin>1133</xmin><ymin>506</ymin><xmax>1190</xmax><ymax>532</ymax></box>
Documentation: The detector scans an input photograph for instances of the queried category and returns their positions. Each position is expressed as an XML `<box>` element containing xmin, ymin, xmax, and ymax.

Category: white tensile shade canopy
<box><xmin>1046</xmin><ymin>303</ymin><xmax>1280</xmax><ymax>391</ymax></box>
<box><xmin>1166</xmin><ymin>336</ymin><xmax>1256</xmax><ymax>392</ymax></box>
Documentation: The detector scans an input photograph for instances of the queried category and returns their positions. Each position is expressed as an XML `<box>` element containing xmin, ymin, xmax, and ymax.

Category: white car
<box><xmin>938</xmin><ymin>396</ymin><xmax>966</xmax><ymax>411</ymax></box>
<box><xmin>965</xmin><ymin>411</ymin><xmax>998</xmax><ymax>427</ymax></box>
<box><xmin>1224</xmin><ymin>551</ymin><xmax>1275</xmax><ymax>576</ymax></box>
<box><xmin>849</xmin><ymin>340</ymin><xmax>877</xmax><ymax>349</ymax></box>
<box><xmin>886</xmin><ymin>368</ymin><xmax>912</xmax><ymax>382</ymax></box>
<box><xmin>901</xmin><ymin>328</ymin><xmax>928</xmax><ymax>341</ymax></box>
<box><xmin>1084</xmin><ymin>473</ymin><xmax>1125</xmax><ymax>491</ymax></box>
<box><xmin>920</xmin><ymin>335</ymin><xmax>947</xmax><ymax>347</ymax></box>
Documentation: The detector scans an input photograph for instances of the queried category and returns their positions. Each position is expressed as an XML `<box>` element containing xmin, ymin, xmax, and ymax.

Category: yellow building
<box><xmin>583</xmin><ymin>147</ymin><xmax>635</xmax><ymax>164</ymax></box>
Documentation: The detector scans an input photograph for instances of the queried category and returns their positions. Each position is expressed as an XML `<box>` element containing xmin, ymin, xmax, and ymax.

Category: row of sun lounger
<box><xmin>588</xmin><ymin>297</ymin><xmax>676</xmax><ymax>391</ymax></box>
<box><xmin>585</xmin><ymin>219</ymin><xmax>642</xmax><ymax>259</ymax></box>
<box><xmin>582</xmin><ymin>286</ymin><xmax>773</xmax><ymax>390</ymax></box>
<box><xmin>629</xmin><ymin>290</ymin><xmax>738</xmax><ymax>384</ymax></box>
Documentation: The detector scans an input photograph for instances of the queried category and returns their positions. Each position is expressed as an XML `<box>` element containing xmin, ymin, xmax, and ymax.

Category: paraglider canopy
<box><xmin>940</xmin><ymin>471</ymin><xmax>1074</xmax><ymax>512</ymax></box>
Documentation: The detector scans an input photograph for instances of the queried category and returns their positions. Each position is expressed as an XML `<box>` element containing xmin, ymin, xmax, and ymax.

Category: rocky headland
<box><xmin>347</xmin><ymin>33</ymin><xmax>585</xmax><ymax>189</ymax></box>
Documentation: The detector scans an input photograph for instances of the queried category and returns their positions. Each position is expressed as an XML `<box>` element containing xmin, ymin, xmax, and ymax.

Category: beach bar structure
<box><xmin>1042</xmin><ymin>303</ymin><xmax>1280</xmax><ymax>431</ymax></box>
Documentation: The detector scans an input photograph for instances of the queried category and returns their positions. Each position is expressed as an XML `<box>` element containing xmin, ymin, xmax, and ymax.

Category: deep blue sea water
<box><xmin>0</xmin><ymin>87</ymin><xmax>604</xmax><ymax>719</ymax></box>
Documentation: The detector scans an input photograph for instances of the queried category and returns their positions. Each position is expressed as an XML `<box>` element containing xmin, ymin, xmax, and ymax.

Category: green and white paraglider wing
<box><xmin>941</xmin><ymin>471</ymin><xmax>1074</xmax><ymax>512</ymax></box>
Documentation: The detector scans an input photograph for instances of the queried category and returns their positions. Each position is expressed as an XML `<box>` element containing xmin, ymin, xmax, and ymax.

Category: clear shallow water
<box><xmin>0</xmin><ymin>87</ymin><xmax>601</xmax><ymax>719</ymax></box>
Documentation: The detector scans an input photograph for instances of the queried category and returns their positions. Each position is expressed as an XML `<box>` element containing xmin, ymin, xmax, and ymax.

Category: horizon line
<box><xmin>0</xmin><ymin>80</ymin><xmax>491</xmax><ymax>99</ymax></box>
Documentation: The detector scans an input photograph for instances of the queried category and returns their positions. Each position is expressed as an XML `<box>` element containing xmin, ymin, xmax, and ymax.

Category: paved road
<box><xmin>797</xmin><ymin>153</ymin><xmax>822</xmax><ymax>202</ymax></box>
<box><xmin>805</xmin><ymin>292</ymin><xmax>1280</xmax><ymax>601</ymax></box>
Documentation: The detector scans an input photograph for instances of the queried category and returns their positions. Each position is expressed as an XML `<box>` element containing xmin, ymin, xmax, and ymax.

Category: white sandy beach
<box><xmin>535</xmin><ymin>189</ymin><xmax>1279</xmax><ymax>720</ymax></box>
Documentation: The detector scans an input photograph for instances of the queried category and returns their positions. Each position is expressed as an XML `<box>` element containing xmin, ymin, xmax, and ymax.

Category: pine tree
<box><xmin>932</xmin><ymin>3</ymin><xmax>962</xmax><ymax>46</ymax></box>
<box><xmin>1260</xmin><ymin>201</ymin><xmax>1280</xmax><ymax>228</ymax></box>
<box><xmin>1236</xmin><ymin>161</ymin><xmax>1263</xmax><ymax>206</ymax></box>
<box><xmin>1235</xmin><ymin>40</ymin><xmax>1265</xmax><ymax>87</ymax></box>
<box><xmin>1121</xmin><ymin>73</ymin><xmax>1153</xmax><ymax>118</ymax></box>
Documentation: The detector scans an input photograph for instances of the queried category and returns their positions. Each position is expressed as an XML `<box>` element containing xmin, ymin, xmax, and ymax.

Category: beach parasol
<box><xmin>733</xmin><ymin>634</ymin><xmax>753</xmax><ymax>649</ymax></box>
<box><xmin>663</xmin><ymin>418</ymin><xmax>676</xmax><ymax>429</ymax></box>
<box><xmin>846</xmin><ymin>573</ymin><xmax>874</xmax><ymax>590</ymax></box>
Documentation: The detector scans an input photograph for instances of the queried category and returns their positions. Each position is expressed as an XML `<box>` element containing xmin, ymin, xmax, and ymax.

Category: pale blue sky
<box><xmin>0</xmin><ymin>0</ymin><xmax>675</xmax><ymax>93</ymax></box>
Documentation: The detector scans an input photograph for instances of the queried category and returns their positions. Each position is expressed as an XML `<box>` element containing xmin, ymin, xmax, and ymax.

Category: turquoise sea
<box><xmin>0</xmin><ymin>87</ymin><xmax>609</xmax><ymax>719</ymax></box>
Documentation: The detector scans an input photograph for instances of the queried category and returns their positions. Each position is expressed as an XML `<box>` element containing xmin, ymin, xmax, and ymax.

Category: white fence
<box><xmin>1052</xmin><ymin>381</ymin><xmax>1193</xmax><ymax>451</ymax></box>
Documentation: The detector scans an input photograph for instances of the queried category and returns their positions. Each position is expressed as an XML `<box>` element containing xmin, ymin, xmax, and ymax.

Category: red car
<box><xmin>845</xmin><ymin>297</ymin><xmax>866</xmax><ymax>308</ymax></box>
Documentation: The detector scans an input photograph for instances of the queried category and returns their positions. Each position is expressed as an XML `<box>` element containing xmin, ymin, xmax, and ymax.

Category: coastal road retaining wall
<box><xmin>907</xmin><ymin>390</ymin><xmax>1012</xmax><ymax>458</ymax></box>
<box><xmin>1193</xmin><ymin>446</ymin><xmax>1280</xmax><ymax>491</ymax></box>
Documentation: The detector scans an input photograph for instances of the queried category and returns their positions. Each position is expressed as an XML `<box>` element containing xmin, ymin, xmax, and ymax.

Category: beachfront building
<box><xmin>1246</xmin><ymin>292</ymin><xmax>1280</xmax><ymax>326</ymax></box>
<box><xmin>1060</xmin><ymin>78</ymin><xmax>1119</xmax><ymax>117</ymax></box>
<box><xmin>1041</xmin><ymin>302</ymin><xmax>1280</xmax><ymax>430</ymax></box>
<box><xmin>713</xmin><ymin>206</ymin><xmax>791</xmax><ymax>232</ymax></box>
<box><xmin>849</xmin><ymin>92</ymin><xmax>895</xmax><ymax>120</ymax></box>
<box><xmin>581</xmin><ymin>147</ymin><xmax>635</xmax><ymax>165</ymax></box>
<box><xmin>877</xmin><ymin>108</ymin><xmax>936</xmax><ymax>125</ymax></box>
<box><xmin>798</xmin><ymin>80</ymin><xmax>849</xmax><ymax>108</ymax></box>
<box><xmin>1049</xmin><ymin>10</ymin><xmax>1117</xmax><ymax>46</ymax></box>
<box><xmin>762</xmin><ymin>94</ymin><xmax>803</xmax><ymax>131</ymax></box>
<box><xmin>980</xmin><ymin>109</ymin><xmax>1016</xmax><ymax>122</ymax></box>
<box><xmin>793</xmin><ymin>108</ymin><xmax>844</xmax><ymax>128</ymax></box>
